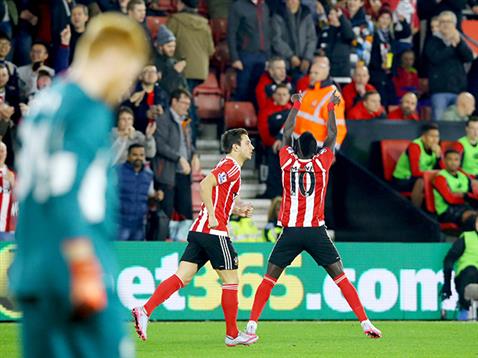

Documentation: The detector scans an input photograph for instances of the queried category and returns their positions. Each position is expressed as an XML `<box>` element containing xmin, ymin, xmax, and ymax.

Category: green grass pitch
<box><xmin>1</xmin><ymin>321</ymin><xmax>477</xmax><ymax>357</ymax></box>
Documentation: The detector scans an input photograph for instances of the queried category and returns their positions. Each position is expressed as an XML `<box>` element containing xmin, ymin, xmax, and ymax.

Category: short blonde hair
<box><xmin>74</xmin><ymin>13</ymin><xmax>150</xmax><ymax>65</ymax></box>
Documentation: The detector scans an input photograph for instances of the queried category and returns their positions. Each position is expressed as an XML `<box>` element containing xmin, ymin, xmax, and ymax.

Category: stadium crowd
<box><xmin>0</xmin><ymin>0</ymin><xmax>477</xmax><ymax>242</ymax></box>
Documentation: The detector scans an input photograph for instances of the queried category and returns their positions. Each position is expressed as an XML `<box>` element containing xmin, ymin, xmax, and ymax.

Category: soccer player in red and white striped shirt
<box><xmin>0</xmin><ymin>142</ymin><xmax>16</xmax><ymax>239</ymax></box>
<box><xmin>133</xmin><ymin>128</ymin><xmax>259</xmax><ymax>346</ymax></box>
<box><xmin>246</xmin><ymin>92</ymin><xmax>382</xmax><ymax>339</ymax></box>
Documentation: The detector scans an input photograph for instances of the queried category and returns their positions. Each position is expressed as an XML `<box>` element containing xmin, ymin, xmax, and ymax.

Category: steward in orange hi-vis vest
<box><xmin>294</xmin><ymin>78</ymin><xmax>347</xmax><ymax>148</ymax></box>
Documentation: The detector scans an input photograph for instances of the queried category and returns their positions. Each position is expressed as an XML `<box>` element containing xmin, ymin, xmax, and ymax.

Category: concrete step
<box><xmin>240</xmin><ymin>182</ymin><xmax>266</xmax><ymax>199</ymax></box>
<box><xmin>196</xmin><ymin>139</ymin><xmax>220</xmax><ymax>154</ymax></box>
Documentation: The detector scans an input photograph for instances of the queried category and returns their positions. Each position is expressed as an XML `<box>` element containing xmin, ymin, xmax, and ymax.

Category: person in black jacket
<box><xmin>369</xmin><ymin>7</ymin><xmax>410</xmax><ymax>107</ymax></box>
<box><xmin>316</xmin><ymin>7</ymin><xmax>355</xmax><ymax>78</ymax></box>
<box><xmin>227</xmin><ymin>0</ymin><xmax>272</xmax><ymax>102</ymax></box>
<box><xmin>271</xmin><ymin>0</ymin><xmax>317</xmax><ymax>79</ymax></box>
<box><xmin>423</xmin><ymin>10</ymin><xmax>473</xmax><ymax>121</ymax></box>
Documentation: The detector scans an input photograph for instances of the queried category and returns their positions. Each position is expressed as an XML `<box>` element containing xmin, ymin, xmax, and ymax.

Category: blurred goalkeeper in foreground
<box><xmin>10</xmin><ymin>13</ymin><xmax>149</xmax><ymax>358</ymax></box>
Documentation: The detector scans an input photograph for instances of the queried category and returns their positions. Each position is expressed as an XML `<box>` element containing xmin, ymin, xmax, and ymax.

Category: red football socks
<box><xmin>144</xmin><ymin>274</ymin><xmax>184</xmax><ymax>316</ymax></box>
<box><xmin>250</xmin><ymin>275</ymin><xmax>277</xmax><ymax>322</ymax></box>
<box><xmin>334</xmin><ymin>273</ymin><xmax>368</xmax><ymax>322</ymax></box>
<box><xmin>222</xmin><ymin>284</ymin><xmax>239</xmax><ymax>338</ymax></box>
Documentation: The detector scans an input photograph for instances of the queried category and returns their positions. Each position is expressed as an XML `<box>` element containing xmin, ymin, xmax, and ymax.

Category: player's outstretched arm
<box><xmin>323</xmin><ymin>91</ymin><xmax>341</xmax><ymax>150</ymax></box>
<box><xmin>200</xmin><ymin>173</ymin><xmax>219</xmax><ymax>228</ymax></box>
<box><xmin>282</xmin><ymin>92</ymin><xmax>303</xmax><ymax>148</ymax></box>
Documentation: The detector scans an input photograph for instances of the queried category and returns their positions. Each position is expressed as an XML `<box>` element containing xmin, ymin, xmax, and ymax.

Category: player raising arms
<box><xmin>133</xmin><ymin>129</ymin><xmax>258</xmax><ymax>347</ymax></box>
<box><xmin>246</xmin><ymin>92</ymin><xmax>382</xmax><ymax>339</ymax></box>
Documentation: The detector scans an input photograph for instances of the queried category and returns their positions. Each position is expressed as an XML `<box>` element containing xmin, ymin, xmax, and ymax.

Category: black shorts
<box><xmin>391</xmin><ymin>177</ymin><xmax>417</xmax><ymax>192</ymax></box>
<box><xmin>180</xmin><ymin>231</ymin><xmax>238</xmax><ymax>270</ymax></box>
<box><xmin>268</xmin><ymin>226</ymin><xmax>340</xmax><ymax>268</ymax></box>
<box><xmin>439</xmin><ymin>204</ymin><xmax>474</xmax><ymax>224</ymax></box>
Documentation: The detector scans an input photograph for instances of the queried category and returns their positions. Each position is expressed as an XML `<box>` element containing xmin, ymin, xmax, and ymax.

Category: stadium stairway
<box><xmin>196</xmin><ymin>124</ymin><xmax>270</xmax><ymax>230</ymax></box>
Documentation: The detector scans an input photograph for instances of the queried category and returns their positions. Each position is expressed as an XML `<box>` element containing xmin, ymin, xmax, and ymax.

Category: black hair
<box><xmin>37</xmin><ymin>69</ymin><xmax>52</xmax><ymax>79</ymax></box>
<box><xmin>363</xmin><ymin>90</ymin><xmax>380</xmax><ymax>101</ymax></box>
<box><xmin>0</xmin><ymin>31</ymin><xmax>11</xmax><ymax>42</ymax></box>
<box><xmin>169</xmin><ymin>88</ymin><xmax>191</xmax><ymax>106</ymax></box>
<box><xmin>273</xmin><ymin>83</ymin><xmax>290</xmax><ymax>93</ymax></box>
<box><xmin>128</xmin><ymin>143</ymin><xmax>144</xmax><ymax>154</ymax></box>
<box><xmin>466</xmin><ymin>117</ymin><xmax>478</xmax><ymax>127</ymax></box>
<box><xmin>294</xmin><ymin>131</ymin><xmax>317</xmax><ymax>159</ymax></box>
<box><xmin>444</xmin><ymin>149</ymin><xmax>460</xmax><ymax>157</ymax></box>
<box><xmin>221</xmin><ymin>128</ymin><xmax>248</xmax><ymax>154</ymax></box>
<box><xmin>420</xmin><ymin>123</ymin><xmax>439</xmax><ymax>135</ymax></box>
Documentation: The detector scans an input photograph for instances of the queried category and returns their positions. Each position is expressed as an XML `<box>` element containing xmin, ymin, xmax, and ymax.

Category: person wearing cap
<box><xmin>154</xmin><ymin>25</ymin><xmax>189</xmax><ymax>97</ymax></box>
<box><xmin>167</xmin><ymin>0</ymin><xmax>214</xmax><ymax>144</ymax></box>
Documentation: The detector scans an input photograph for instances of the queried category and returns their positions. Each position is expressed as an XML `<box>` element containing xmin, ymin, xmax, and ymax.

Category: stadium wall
<box><xmin>0</xmin><ymin>242</ymin><xmax>459</xmax><ymax>321</ymax></box>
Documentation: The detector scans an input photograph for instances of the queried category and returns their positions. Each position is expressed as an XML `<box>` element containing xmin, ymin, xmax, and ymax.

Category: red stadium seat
<box><xmin>210</xmin><ymin>18</ymin><xmax>228</xmax><ymax>44</ymax></box>
<box><xmin>420</xmin><ymin>106</ymin><xmax>432</xmax><ymax>121</ymax></box>
<box><xmin>440</xmin><ymin>140</ymin><xmax>461</xmax><ymax>154</ymax></box>
<box><xmin>380</xmin><ymin>139</ymin><xmax>411</xmax><ymax>181</ymax></box>
<box><xmin>423</xmin><ymin>170</ymin><xmax>460</xmax><ymax>231</ymax></box>
<box><xmin>198</xmin><ymin>0</ymin><xmax>209</xmax><ymax>17</ymax></box>
<box><xmin>224</xmin><ymin>101</ymin><xmax>257</xmax><ymax>130</ymax></box>
<box><xmin>220</xmin><ymin>68</ymin><xmax>236</xmax><ymax>100</ymax></box>
<box><xmin>153</xmin><ymin>0</ymin><xmax>176</xmax><ymax>12</ymax></box>
<box><xmin>193</xmin><ymin>72</ymin><xmax>224</xmax><ymax>120</ymax></box>
<box><xmin>146</xmin><ymin>16</ymin><xmax>168</xmax><ymax>40</ymax></box>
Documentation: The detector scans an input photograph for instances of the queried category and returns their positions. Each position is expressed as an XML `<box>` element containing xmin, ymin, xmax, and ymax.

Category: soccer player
<box><xmin>245</xmin><ymin>92</ymin><xmax>382</xmax><ymax>339</ymax></box>
<box><xmin>132</xmin><ymin>128</ymin><xmax>258</xmax><ymax>347</ymax></box>
<box><xmin>10</xmin><ymin>14</ymin><xmax>149</xmax><ymax>357</ymax></box>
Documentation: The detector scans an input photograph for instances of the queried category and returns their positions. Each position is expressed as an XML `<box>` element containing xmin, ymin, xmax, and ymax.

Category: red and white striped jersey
<box><xmin>278</xmin><ymin>146</ymin><xmax>334</xmax><ymax>227</ymax></box>
<box><xmin>0</xmin><ymin>166</ymin><xmax>16</xmax><ymax>232</ymax></box>
<box><xmin>191</xmin><ymin>157</ymin><xmax>241</xmax><ymax>236</ymax></box>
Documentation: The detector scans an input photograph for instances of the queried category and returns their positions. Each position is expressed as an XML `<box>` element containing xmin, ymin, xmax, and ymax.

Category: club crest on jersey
<box><xmin>218</xmin><ymin>172</ymin><xmax>227</xmax><ymax>184</ymax></box>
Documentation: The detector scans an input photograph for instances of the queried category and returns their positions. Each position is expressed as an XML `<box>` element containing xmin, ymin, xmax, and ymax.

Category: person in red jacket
<box><xmin>258</xmin><ymin>84</ymin><xmax>292</xmax><ymax>198</ymax></box>
<box><xmin>388</xmin><ymin>92</ymin><xmax>420</xmax><ymax>120</ymax></box>
<box><xmin>392</xmin><ymin>49</ymin><xmax>419</xmax><ymax>99</ymax></box>
<box><xmin>348</xmin><ymin>90</ymin><xmax>386</xmax><ymax>120</ymax></box>
<box><xmin>255</xmin><ymin>56</ymin><xmax>292</xmax><ymax>109</ymax></box>
<box><xmin>342</xmin><ymin>65</ymin><xmax>376</xmax><ymax>115</ymax></box>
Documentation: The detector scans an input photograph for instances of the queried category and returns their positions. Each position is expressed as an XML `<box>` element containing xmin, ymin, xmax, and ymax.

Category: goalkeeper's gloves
<box><xmin>62</xmin><ymin>238</ymin><xmax>107</xmax><ymax>318</ymax></box>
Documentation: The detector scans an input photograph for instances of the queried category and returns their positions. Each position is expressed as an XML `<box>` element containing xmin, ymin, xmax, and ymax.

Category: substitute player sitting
<box><xmin>246</xmin><ymin>91</ymin><xmax>382</xmax><ymax>339</ymax></box>
<box><xmin>133</xmin><ymin>129</ymin><xmax>258</xmax><ymax>347</ymax></box>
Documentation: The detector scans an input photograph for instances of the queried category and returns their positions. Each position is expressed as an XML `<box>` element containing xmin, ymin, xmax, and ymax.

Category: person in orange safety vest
<box><xmin>293</xmin><ymin>55</ymin><xmax>347</xmax><ymax>148</ymax></box>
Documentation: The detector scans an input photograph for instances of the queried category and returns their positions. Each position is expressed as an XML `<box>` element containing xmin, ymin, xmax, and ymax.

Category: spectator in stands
<box><xmin>423</xmin><ymin>11</ymin><xmax>473</xmax><ymax>121</ymax></box>
<box><xmin>258</xmin><ymin>83</ymin><xmax>292</xmax><ymax>198</ymax></box>
<box><xmin>343</xmin><ymin>64</ymin><xmax>376</xmax><ymax>115</ymax></box>
<box><xmin>468</xmin><ymin>58</ymin><xmax>478</xmax><ymax>108</ymax></box>
<box><xmin>69</xmin><ymin>4</ymin><xmax>89</xmax><ymax>64</ymax></box>
<box><xmin>369</xmin><ymin>7</ymin><xmax>410</xmax><ymax>107</ymax></box>
<box><xmin>17</xmin><ymin>41</ymin><xmax>55</xmax><ymax>100</ymax></box>
<box><xmin>0</xmin><ymin>141</ymin><xmax>15</xmax><ymax>241</ymax></box>
<box><xmin>255</xmin><ymin>56</ymin><xmax>292</xmax><ymax>110</ymax></box>
<box><xmin>295</xmin><ymin>52</ymin><xmax>321</xmax><ymax>92</ymax></box>
<box><xmin>112</xmin><ymin>106</ymin><xmax>157</xmax><ymax>164</ymax></box>
<box><xmin>228</xmin><ymin>0</ymin><xmax>271</xmax><ymax>102</ymax></box>
<box><xmin>154</xmin><ymin>25</ymin><xmax>189</xmax><ymax>96</ymax></box>
<box><xmin>392</xmin><ymin>49</ymin><xmax>419</xmax><ymax>99</ymax></box>
<box><xmin>264</xmin><ymin>196</ymin><xmax>282</xmax><ymax>243</ymax></box>
<box><xmin>152</xmin><ymin>89</ymin><xmax>199</xmax><ymax>238</ymax></box>
<box><xmin>0</xmin><ymin>32</ymin><xmax>19</xmax><ymax>94</ymax></box>
<box><xmin>167</xmin><ymin>0</ymin><xmax>215</xmax><ymax>144</ymax></box>
<box><xmin>441</xmin><ymin>92</ymin><xmax>476</xmax><ymax>122</ymax></box>
<box><xmin>442</xmin><ymin>227</ymin><xmax>478</xmax><ymax>321</ymax></box>
<box><xmin>127</xmin><ymin>0</ymin><xmax>153</xmax><ymax>43</ymax></box>
<box><xmin>0</xmin><ymin>63</ymin><xmax>19</xmax><ymax>167</ymax></box>
<box><xmin>392</xmin><ymin>123</ymin><xmax>441</xmax><ymax>207</ymax></box>
<box><xmin>433</xmin><ymin>149</ymin><xmax>478</xmax><ymax>231</ymax></box>
<box><xmin>127</xmin><ymin>64</ymin><xmax>168</xmax><ymax>134</ymax></box>
<box><xmin>316</xmin><ymin>7</ymin><xmax>355</xmax><ymax>78</ymax></box>
<box><xmin>344</xmin><ymin>0</ymin><xmax>374</xmax><ymax>67</ymax></box>
<box><xmin>417</xmin><ymin>0</ymin><xmax>468</xmax><ymax>30</ymax></box>
<box><xmin>35</xmin><ymin>69</ymin><xmax>52</xmax><ymax>91</ymax></box>
<box><xmin>294</xmin><ymin>55</ymin><xmax>348</xmax><ymax>147</ymax></box>
<box><xmin>456</xmin><ymin>117</ymin><xmax>478</xmax><ymax>178</ymax></box>
<box><xmin>206</xmin><ymin>0</ymin><xmax>233</xmax><ymax>18</ymax></box>
<box><xmin>388</xmin><ymin>92</ymin><xmax>419</xmax><ymax>120</ymax></box>
<box><xmin>271</xmin><ymin>0</ymin><xmax>317</xmax><ymax>79</ymax></box>
<box><xmin>117</xmin><ymin>144</ymin><xmax>162</xmax><ymax>241</ymax></box>
<box><xmin>348</xmin><ymin>90</ymin><xmax>386</xmax><ymax>120</ymax></box>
